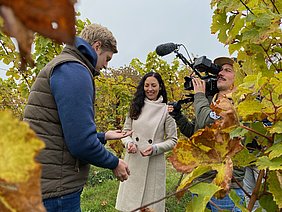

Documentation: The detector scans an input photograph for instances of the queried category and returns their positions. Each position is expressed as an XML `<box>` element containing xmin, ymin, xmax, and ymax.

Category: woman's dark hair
<box><xmin>129</xmin><ymin>72</ymin><xmax>167</xmax><ymax>120</ymax></box>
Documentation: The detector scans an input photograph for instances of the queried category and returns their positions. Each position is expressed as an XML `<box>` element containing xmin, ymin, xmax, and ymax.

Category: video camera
<box><xmin>184</xmin><ymin>56</ymin><xmax>220</xmax><ymax>96</ymax></box>
<box><xmin>155</xmin><ymin>43</ymin><xmax>221</xmax><ymax>114</ymax></box>
<box><xmin>155</xmin><ymin>43</ymin><xmax>221</xmax><ymax>99</ymax></box>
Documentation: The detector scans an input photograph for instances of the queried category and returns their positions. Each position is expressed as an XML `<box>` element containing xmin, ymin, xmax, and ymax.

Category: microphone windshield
<box><xmin>155</xmin><ymin>43</ymin><xmax>179</xmax><ymax>56</ymax></box>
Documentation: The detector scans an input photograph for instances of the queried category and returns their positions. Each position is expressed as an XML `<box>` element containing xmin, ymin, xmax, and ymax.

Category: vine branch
<box><xmin>240</xmin><ymin>125</ymin><xmax>272</xmax><ymax>142</ymax></box>
<box><xmin>270</xmin><ymin>0</ymin><xmax>280</xmax><ymax>14</ymax></box>
<box><xmin>130</xmin><ymin>175</ymin><xmax>215</xmax><ymax>212</ymax></box>
<box><xmin>260</xmin><ymin>44</ymin><xmax>279</xmax><ymax>72</ymax></box>
<box><xmin>247</xmin><ymin>170</ymin><xmax>265</xmax><ymax>211</ymax></box>
<box><xmin>239</xmin><ymin>0</ymin><xmax>254</xmax><ymax>15</ymax></box>
<box><xmin>0</xmin><ymin>39</ymin><xmax>9</xmax><ymax>55</ymax></box>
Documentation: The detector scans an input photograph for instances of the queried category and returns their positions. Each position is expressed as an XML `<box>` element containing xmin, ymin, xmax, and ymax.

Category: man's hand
<box><xmin>192</xmin><ymin>78</ymin><xmax>206</xmax><ymax>94</ymax></box>
<box><xmin>113</xmin><ymin>159</ymin><xmax>130</xmax><ymax>182</ymax></box>
<box><xmin>105</xmin><ymin>129</ymin><xmax>133</xmax><ymax>140</ymax></box>
<box><xmin>168</xmin><ymin>102</ymin><xmax>182</xmax><ymax>118</ymax></box>
<box><xmin>167</xmin><ymin>104</ymin><xmax>174</xmax><ymax>113</ymax></box>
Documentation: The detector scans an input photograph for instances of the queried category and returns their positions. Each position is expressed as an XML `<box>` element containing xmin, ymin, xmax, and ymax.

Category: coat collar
<box><xmin>145</xmin><ymin>96</ymin><xmax>164</xmax><ymax>104</ymax></box>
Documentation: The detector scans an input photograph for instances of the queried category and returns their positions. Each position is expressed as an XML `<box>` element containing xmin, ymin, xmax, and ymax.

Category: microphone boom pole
<box><xmin>175</xmin><ymin>51</ymin><xmax>202</xmax><ymax>78</ymax></box>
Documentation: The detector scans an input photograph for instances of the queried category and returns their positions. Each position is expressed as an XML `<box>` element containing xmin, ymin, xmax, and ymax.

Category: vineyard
<box><xmin>1</xmin><ymin>0</ymin><xmax>282</xmax><ymax>211</ymax></box>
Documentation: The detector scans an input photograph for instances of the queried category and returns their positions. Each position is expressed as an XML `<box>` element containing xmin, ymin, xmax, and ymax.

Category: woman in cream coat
<box><xmin>115</xmin><ymin>72</ymin><xmax>177</xmax><ymax>212</ymax></box>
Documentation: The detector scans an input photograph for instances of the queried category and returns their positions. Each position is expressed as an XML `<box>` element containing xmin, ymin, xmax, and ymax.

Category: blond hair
<box><xmin>81</xmin><ymin>23</ymin><xmax>118</xmax><ymax>53</ymax></box>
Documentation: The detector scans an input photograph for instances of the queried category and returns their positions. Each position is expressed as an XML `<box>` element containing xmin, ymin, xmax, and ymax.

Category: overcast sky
<box><xmin>75</xmin><ymin>0</ymin><xmax>229</xmax><ymax>67</ymax></box>
<box><xmin>0</xmin><ymin>0</ymin><xmax>229</xmax><ymax>79</ymax></box>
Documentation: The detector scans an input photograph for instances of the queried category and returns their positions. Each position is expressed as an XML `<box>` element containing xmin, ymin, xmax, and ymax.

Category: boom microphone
<box><xmin>155</xmin><ymin>42</ymin><xmax>180</xmax><ymax>56</ymax></box>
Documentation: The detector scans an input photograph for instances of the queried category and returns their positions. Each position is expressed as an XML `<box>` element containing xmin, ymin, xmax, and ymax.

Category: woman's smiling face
<box><xmin>144</xmin><ymin>76</ymin><xmax>160</xmax><ymax>101</ymax></box>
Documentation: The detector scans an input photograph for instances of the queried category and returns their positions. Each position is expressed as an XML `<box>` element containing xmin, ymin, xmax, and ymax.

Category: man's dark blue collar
<box><xmin>75</xmin><ymin>37</ymin><xmax>97</xmax><ymax>68</ymax></box>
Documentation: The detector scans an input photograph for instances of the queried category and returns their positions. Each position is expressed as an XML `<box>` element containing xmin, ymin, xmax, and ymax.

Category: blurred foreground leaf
<box><xmin>169</xmin><ymin>96</ymin><xmax>244</xmax><ymax>199</ymax></box>
<box><xmin>0</xmin><ymin>110</ymin><xmax>45</xmax><ymax>211</ymax></box>
<box><xmin>0</xmin><ymin>0</ymin><xmax>76</xmax><ymax>69</ymax></box>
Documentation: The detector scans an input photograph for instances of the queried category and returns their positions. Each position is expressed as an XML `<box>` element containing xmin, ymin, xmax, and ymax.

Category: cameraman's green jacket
<box><xmin>172</xmin><ymin>92</ymin><xmax>245</xmax><ymax>188</ymax></box>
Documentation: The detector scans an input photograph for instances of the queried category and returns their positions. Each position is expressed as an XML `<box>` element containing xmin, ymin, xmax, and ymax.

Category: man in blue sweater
<box><xmin>24</xmin><ymin>24</ymin><xmax>132</xmax><ymax>211</ymax></box>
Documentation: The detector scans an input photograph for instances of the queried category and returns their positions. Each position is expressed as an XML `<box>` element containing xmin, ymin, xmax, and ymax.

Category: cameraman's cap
<box><xmin>214</xmin><ymin>57</ymin><xmax>235</xmax><ymax>66</ymax></box>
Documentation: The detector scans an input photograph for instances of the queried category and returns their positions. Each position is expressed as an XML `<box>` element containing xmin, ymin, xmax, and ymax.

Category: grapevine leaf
<box><xmin>212</xmin><ymin>157</ymin><xmax>233</xmax><ymax>198</ymax></box>
<box><xmin>176</xmin><ymin>166</ymin><xmax>212</xmax><ymax>199</ymax></box>
<box><xmin>211</xmin><ymin>11</ymin><xmax>229</xmax><ymax>43</ymax></box>
<box><xmin>265</xmin><ymin>142</ymin><xmax>282</xmax><ymax>160</ymax></box>
<box><xmin>1</xmin><ymin>0</ymin><xmax>76</xmax><ymax>44</ymax></box>
<box><xmin>256</xmin><ymin>156</ymin><xmax>282</xmax><ymax>171</ymax></box>
<box><xmin>168</xmin><ymin>137</ymin><xmax>202</xmax><ymax>173</ymax></box>
<box><xmin>0</xmin><ymin>111</ymin><xmax>45</xmax><ymax>211</ymax></box>
<box><xmin>250</xmin><ymin>122</ymin><xmax>268</xmax><ymax>136</ymax></box>
<box><xmin>229</xmin><ymin>189</ymin><xmax>248</xmax><ymax>212</ymax></box>
<box><xmin>259</xmin><ymin>193</ymin><xmax>279</xmax><ymax>212</ymax></box>
<box><xmin>170</xmin><ymin>96</ymin><xmax>243</xmax><ymax>197</ymax></box>
<box><xmin>233</xmin><ymin>148</ymin><xmax>257</xmax><ymax>167</ymax></box>
<box><xmin>0</xmin><ymin>6</ymin><xmax>34</xmax><ymax>68</ymax></box>
<box><xmin>230</xmin><ymin>126</ymin><xmax>248</xmax><ymax>139</ymax></box>
<box><xmin>237</xmin><ymin>99</ymin><xmax>265</xmax><ymax>121</ymax></box>
<box><xmin>268</xmin><ymin>171</ymin><xmax>282</xmax><ymax>208</ymax></box>
<box><xmin>186</xmin><ymin>183</ymin><xmax>221</xmax><ymax>212</ymax></box>
<box><xmin>0</xmin><ymin>0</ymin><xmax>76</xmax><ymax>69</ymax></box>
<box><xmin>269</xmin><ymin>121</ymin><xmax>282</xmax><ymax>134</ymax></box>
<box><xmin>108</xmin><ymin>140</ymin><xmax>124</xmax><ymax>158</ymax></box>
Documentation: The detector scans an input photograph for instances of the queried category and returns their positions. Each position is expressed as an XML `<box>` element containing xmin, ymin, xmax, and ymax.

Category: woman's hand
<box><xmin>127</xmin><ymin>142</ymin><xmax>138</xmax><ymax>154</ymax></box>
<box><xmin>140</xmin><ymin>146</ymin><xmax>153</xmax><ymax>157</ymax></box>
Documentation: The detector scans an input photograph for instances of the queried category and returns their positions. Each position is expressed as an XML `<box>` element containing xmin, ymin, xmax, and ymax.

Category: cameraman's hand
<box><xmin>168</xmin><ymin>102</ymin><xmax>181</xmax><ymax>118</ymax></box>
<box><xmin>168</xmin><ymin>105</ymin><xmax>175</xmax><ymax>113</ymax></box>
<box><xmin>192</xmin><ymin>78</ymin><xmax>205</xmax><ymax>94</ymax></box>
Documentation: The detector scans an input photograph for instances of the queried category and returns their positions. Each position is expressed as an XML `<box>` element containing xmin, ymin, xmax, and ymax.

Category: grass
<box><xmin>81</xmin><ymin>162</ymin><xmax>191</xmax><ymax>211</ymax></box>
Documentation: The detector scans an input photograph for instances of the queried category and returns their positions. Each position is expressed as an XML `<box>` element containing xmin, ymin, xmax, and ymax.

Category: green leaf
<box><xmin>177</xmin><ymin>165</ymin><xmax>212</xmax><ymax>192</ymax></box>
<box><xmin>237</xmin><ymin>99</ymin><xmax>264</xmax><ymax>121</ymax></box>
<box><xmin>242</xmin><ymin>27</ymin><xmax>259</xmax><ymax>42</ymax></box>
<box><xmin>230</xmin><ymin>126</ymin><xmax>248</xmax><ymax>139</ymax></box>
<box><xmin>268</xmin><ymin>171</ymin><xmax>282</xmax><ymax>208</ymax></box>
<box><xmin>265</xmin><ymin>142</ymin><xmax>282</xmax><ymax>160</ymax></box>
<box><xmin>255</xmin><ymin>13</ymin><xmax>272</xmax><ymax>28</ymax></box>
<box><xmin>233</xmin><ymin>148</ymin><xmax>257</xmax><ymax>167</ymax></box>
<box><xmin>275</xmin><ymin>134</ymin><xmax>282</xmax><ymax>143</ymax></box>
<box><xmin>250</xmin><ymin>122</ymin><xmax>268</xmax><ymax>136</ymax></box>
<box><xmin>229</xmin><ymin>189</ymin><xmax>248</xmax><ymax>212</ymax></box>
<box><xmin>227</xmin><ymin>13</ymin><xmax>245</xmax><ymax>45</ymax></box>
<box><xmin>256</xmin><ymin>156</ymin><xmax>282</xmax><ymax>170</ymax></box>
<box><xmin>186</xmin><ymin>183</ymin><xmax>221</xmax><ymax>212</ymax></box>
<box><xmin>229</xmin><ymin>41</ymin><xmax>244</xmax><ymax>56</ymax></box>
<box><xmin>269</xmin><ymin>121</ymin><xmax>282</xmax><ymax>134</ymax></box>
<box><xmin>259</xmin><ymin>193</ymin><xmax>278</xmax><ymax>212</ymax></box>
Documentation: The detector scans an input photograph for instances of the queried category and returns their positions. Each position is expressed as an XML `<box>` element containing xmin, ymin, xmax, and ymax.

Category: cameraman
<box><xmin>168</xmin><ymin>57</ymin><xmax>245</xmax><ymax>211</ymax></box>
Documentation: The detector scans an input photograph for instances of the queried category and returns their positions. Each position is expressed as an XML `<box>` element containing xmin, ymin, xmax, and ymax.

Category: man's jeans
<box><xmin>206</xmin><ymin>188</ymin><xmax>245</xmax><ymax>212</ymax></box>
<box><xmin>43</xmin><ymin>189</ymin><xmax>82</xmax><ymax>212</ymax></box>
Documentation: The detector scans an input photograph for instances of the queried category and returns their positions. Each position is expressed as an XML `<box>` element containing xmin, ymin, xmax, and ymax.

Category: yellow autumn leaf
<box><xmin>169</xmin><ymin>96</ymin><xmax>243</xmax><ymax>197</ymax></box>
<box><xmin>237</xmin><ymin>99</ymin><xmax>265</xmax><ymax>121</ymax></box>
<box><xmin>0</xmin><ymin>110</ymin><xmax>45</xmax><ymax>212</ymax></box>
<box><xmin>212</xmin><ymin>157</ymin><xmax>233</xmax><ymax>198</ymax></box>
